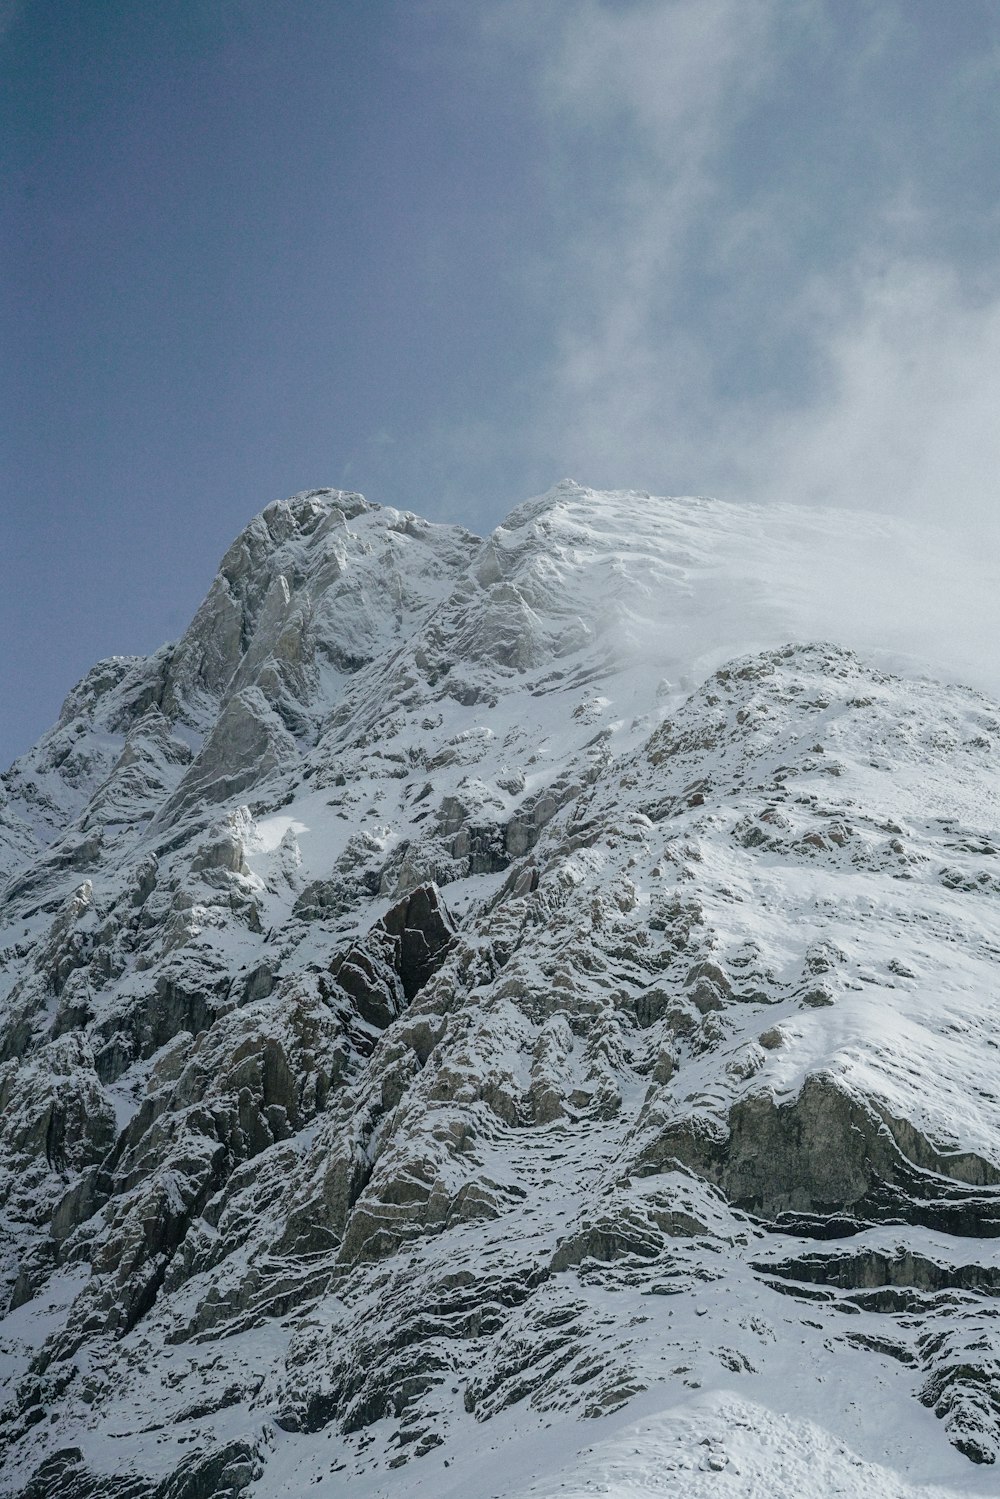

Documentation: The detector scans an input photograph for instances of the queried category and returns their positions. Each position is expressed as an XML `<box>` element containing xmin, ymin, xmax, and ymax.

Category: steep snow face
<box><xmin>2</xmin><ymin>485</ymin><xmax>1000</xmax><ymax>1499</ymax></box>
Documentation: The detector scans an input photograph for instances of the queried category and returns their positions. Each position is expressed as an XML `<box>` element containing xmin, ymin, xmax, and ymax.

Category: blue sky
<box><xmin>4</xmin><ymin>0</ymin><xmax>1000</xmax><ymax>765</ymax></box>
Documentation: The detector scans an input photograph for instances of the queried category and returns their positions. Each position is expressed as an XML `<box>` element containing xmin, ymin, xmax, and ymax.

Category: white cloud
<box><xmin>477</xmin><ymin>1</ymin><xmax>1000</xmax><ymax>541</ymax></box>
<box><xmin>542</xmin><ymin>0</ymin><xmax>778</xmax><ymax>147</ymax></box>
<box><xmin>503</xmin><ymin>0</ymin><xmax>788</xmax><ymax>482</ymax></box>
<box><xmin>743</xmin><ymin>259</ymin><xmax>1000</xmax><ymax>530</ymax></box>
<box><xmin>424</xmin><ymin>0</ymin><xmax>1000</xmax><ymax>556</ymax></box>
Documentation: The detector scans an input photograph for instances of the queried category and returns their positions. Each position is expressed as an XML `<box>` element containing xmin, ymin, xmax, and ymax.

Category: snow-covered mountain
<box><xmin>2</xmin><ymin>483</ymin><xmax>1000</xmax><ymax>1498</ymax></box>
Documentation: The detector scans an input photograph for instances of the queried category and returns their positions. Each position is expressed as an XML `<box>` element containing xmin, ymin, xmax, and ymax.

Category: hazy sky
<box><xmin>4</xmin><ymin>0</ymin><xmax>1000</xmax><ymax>765</ymax></box>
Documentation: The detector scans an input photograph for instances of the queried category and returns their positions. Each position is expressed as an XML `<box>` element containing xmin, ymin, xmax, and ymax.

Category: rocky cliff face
<box><xmin>2</xmin><ymin>484</ymin><xmax>999</xmax><ymax>1498</ymax></box>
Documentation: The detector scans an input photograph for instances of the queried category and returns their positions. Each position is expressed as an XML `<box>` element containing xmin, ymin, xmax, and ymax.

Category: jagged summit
<box><xmin>2</xmin><ymin>487</ymin><xmax>1000</xmax><ymax>1498</ymax></box>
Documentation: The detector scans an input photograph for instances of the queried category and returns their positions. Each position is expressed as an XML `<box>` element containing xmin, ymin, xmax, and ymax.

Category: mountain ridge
<box><xmin>2</xmin><ymin>484</ymin><xmax>999</xmax><ymax>1497</ymax></box>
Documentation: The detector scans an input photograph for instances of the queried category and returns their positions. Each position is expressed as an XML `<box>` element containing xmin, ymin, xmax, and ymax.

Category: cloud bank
<box><xmin>446</xmin><ymin>0</ymin><xmax>1000</xmax><ymax>538</ymax></box>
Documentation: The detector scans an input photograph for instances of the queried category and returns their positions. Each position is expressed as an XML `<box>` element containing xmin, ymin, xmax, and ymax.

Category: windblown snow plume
<box><xmin>2</xmin><ymin>483</ymin><xmax>1000</xmax><ymax>1497</ymax></box>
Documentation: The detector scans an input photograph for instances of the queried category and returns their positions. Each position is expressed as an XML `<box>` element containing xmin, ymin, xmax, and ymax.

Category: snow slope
<box><xmin>2</xmin><ymin>483</ymin><xmax>1000</xmax><ymax>1498</ymax></box>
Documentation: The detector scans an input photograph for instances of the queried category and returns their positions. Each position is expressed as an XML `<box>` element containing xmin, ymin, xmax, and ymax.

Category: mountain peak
<box><xmin>2</xmin><ymin>485</ymin><xmax>999</xmax><ymax>1496</ymax></box>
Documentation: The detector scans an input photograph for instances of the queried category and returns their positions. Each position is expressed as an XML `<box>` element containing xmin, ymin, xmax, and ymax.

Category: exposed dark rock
<box><xmin>640</xmin><ymin>1074</ymin><xmax>1000</xmax><ymax>1234</ymax></box>
<box><xmin>18</xmin><ymin>1439</ymin><xmax>264</xmax><ymax>1499</ymax></box>
<box><xmin>378</xmin><ymin>883</ymin><xmax>456</xmax><ymax>1000</ymax></box>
